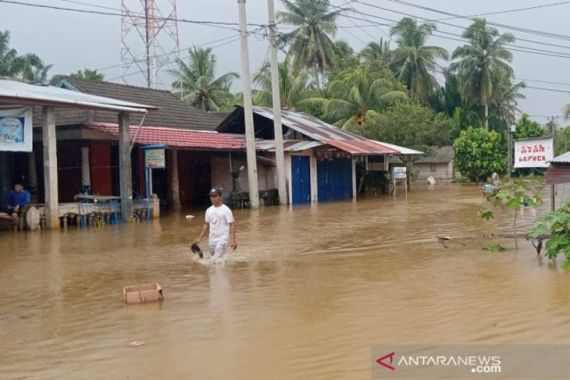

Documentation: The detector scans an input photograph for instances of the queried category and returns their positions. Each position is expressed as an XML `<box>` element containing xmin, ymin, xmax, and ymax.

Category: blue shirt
<box><xmin>7</xmin><ymin>190</ymin><xmax>30</xmax><ymax>208</ymax></box>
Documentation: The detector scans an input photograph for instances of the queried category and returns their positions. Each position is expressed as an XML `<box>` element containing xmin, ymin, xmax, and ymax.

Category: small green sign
<box><xmin>145</xmin><ymin>148</ymin><xmax>165</xmax><ymax>168</ymax></box>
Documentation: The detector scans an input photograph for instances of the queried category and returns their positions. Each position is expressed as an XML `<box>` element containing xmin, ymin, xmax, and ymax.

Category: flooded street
<box><xmin>1</xmin><ymin>184</ymin><xmax>570</xmax><ymax>379</ymax></box>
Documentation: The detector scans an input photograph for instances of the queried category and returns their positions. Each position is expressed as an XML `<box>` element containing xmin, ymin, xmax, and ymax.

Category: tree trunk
<box><xmin>484</xmin><ymin>104</ymin><xmax>489</xmax><ymax>131</ymax></box>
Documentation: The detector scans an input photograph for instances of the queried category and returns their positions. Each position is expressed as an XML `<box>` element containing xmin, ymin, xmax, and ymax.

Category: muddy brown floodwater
<box><xmin>1</xmin><ymin>184</ymin><xmax>570</xmax><ymax>379</ymax></box>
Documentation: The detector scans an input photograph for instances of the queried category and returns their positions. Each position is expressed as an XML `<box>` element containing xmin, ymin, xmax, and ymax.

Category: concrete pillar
<box><xmin>352</xmin><ymin>157</ymin><xmax>357</xmax><ymax>202</ymax></box>
<box><xmin>310</xmin><ymin>154</ymin><xmax>318</xmax><ymax>203</ymax></box>
<box><xmin>81</xmin><ymin>146</ymin><xmax>91</xmax><ymax>193</ymax></box>
<box><xmin>42</xmin><ymin>106</ymin><xmax>59</xmax><ymax>229</ymax></box>
<box><xmin>169</xmin><ymin>148</ymin><xmax>181</xmax><ymax>209</ymax></box>
<box><xmin>118</xmin><ymin>112</ymin><xmax>132</xmax><ymax>222</ymax></box>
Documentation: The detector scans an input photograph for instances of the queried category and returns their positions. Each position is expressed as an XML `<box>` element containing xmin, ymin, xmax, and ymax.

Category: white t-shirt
<box><xmin>205</xmin><ymin>204</ymin><xmax>235</xmax><ymax>244</ymax></box>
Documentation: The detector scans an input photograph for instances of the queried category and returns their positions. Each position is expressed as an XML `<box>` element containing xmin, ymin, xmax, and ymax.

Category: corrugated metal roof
<box><xmin>218</xmin><ymin>106</ymin><xmax>424</xmax><ymax>156</ymax></box>
<box><xmin>374</xmin><ymin>141</ymin><xmax>423</xmax><ymax>155</ymax></box>
<box><xmin>549</xmin><ymin>151</ymin><xmax>570</xmax><ymax>164</ymax></box>
<box><xmin>252</xmin><ymin>107</ymin><xmax>422</xmax><ymax>155</ymax></box>
<box><xmin>84</xmin><ymin>123</ymin><xmax>244</xmax><ymax>150</ymax></box>
<box><xmin>0</xmin><ymin>79</ymin><xmax>155</xmax><ymax>113</ymax></box>
<box><xmin>323</xmin><ymin>139</ymin><xmax>398</xmax><ymax>155</ymax></box>
<box><xmin>256</xmin><ymin>140</ymin><xmax>323</xmax><ymax>152</ymax></box>
<box><xmin>254</xmin><ymin>107</ymin><xmax>364</xmax><ymax>141</ymax></box>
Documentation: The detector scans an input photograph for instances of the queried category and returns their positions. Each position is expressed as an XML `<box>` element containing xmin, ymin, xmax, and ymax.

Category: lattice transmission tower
<box><xmin>121</xmin><ymin>0</ymin><xmax>180</xmax><ymax>88</ymax></box>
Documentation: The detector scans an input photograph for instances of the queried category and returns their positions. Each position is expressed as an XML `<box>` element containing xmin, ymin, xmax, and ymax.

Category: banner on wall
<box><xmin>514</xmin><ymin>137</ymin><xmax>553</xmax><ymax>168</ymax></box>
<box><xmin>0</xmin><ymin>107</ymin><xmax>33</xmax><ymax>152</ymax></box>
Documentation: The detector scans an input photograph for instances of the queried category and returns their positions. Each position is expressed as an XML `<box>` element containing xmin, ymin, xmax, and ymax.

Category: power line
<box><xmin>107</xmin><ymin>35</ymin><xmax>241</xmax><ymax>82</ymax></box>
<box><xmin>0</xmin><ymin>0</ymin><xmax>266</xmax><ymax>31</ymax></box>
<box><xmin>431</xmin><ymin>1</ymin><xmax>570</xmax><ymax>21</ymax></box>
<box><xmin>333</xmin><ymin>3</ymin><xmax>570</xmax><ymax>60</ymax></box>
<box><xmin>350</xmin><ymin>1</ymin><xmax>570</xmax><ymax>51</ymax></box>
<box><xmin>375</xmin><ymin>0</ymin><xmax>570</xmax><ymax>42</ymax></box>
<box><xmin>526</xmin><ymin>86</ymin><xmax>570</xmax><ymax>94</ymax></box>
<box><xmin>276</xmin><ymin>17</ymin><xmax>570</xmax><ymax>99</ymax></box>
<box><xmin>94</xmin><ymin>34</ymin><xmax>243</xmax><ymax>73</ymax></box>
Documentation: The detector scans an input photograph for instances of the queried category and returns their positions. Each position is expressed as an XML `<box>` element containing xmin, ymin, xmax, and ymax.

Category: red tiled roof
<box><xmin>323</xmin><ymin>139</ymin><xmax>399</xmax><ymax>155</ymax></box>
<box><xmin>84</xmin><ymin>122</ymin><xmax>245</xmax><ymax>150</ymax></box>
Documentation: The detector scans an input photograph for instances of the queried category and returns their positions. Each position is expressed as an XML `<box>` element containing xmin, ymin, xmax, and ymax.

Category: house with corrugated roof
<box><xmin>390</xmin><ymin>146</ymin><xmax>454</xmax><ymax>183</ymax></box>
<box><xmin>218</xmin><ymin>106</ymin><xmax>422</xmax><ymax>204</ymax></box>
<box><xmin>23</xmin><ymin>77</ymin><xmax>261</xmax><ymax>209</ymax></box>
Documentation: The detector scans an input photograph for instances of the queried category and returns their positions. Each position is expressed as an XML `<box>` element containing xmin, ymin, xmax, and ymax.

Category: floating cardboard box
<box><xmin>123</xmin><ymin>283</ymin><xmax>163</xmax><ymax>304</ymax></box>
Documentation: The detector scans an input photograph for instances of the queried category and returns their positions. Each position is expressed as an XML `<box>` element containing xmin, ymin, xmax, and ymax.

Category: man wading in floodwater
<box><xmin>193</xmin><ymin>187</ymin><xmax>237</xmax><ymax>259</ymax></box>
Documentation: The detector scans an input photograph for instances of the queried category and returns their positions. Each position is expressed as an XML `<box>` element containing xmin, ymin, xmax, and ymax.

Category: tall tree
<box><xmin>253</xmin><ymin>59</ymin><xmax>314</xmax><ymax>110</ymax></box>
<box><xmin>390</xmin><ymin>17</ymin><xmax>448</xmax><ymax>105</ymax></box>
<box><xmin>492</xmin><ymin>78</ymin><xmax>525</xmax><ymax>127</ymax></box>
<box><xmin>73</xmin><ymin>69</ymin><xmax>105</xmax><ymax>81</ymax></box>
<box><xmin>16</xmin><ymin>53</ymin><xmax>52</xmax><ymax>84</ymax></box>
<box><xmin>170</xmin><ymin>47</ymin><xmax>238</xmax><ymax>111</ymax></box>
<box><xmin>360</xmin><ymin>39</ymin><xmax>392</xmax><ymax>65</ymax></box>
<box><xmin>302</xmin><ymin>64</ymin><xmax>407</xmax><ymax>129</ymax></box>
<box><xmin>277</xmin><ymin>0</ymin><xmax>341</xmax><ymax>81</ymax></box>
<box><xmin>451</xmin><ymin>18</ymin><xmax>515</xmax><ymax>130</ymax></box>
<box><xmin>0</xmin><ymin>31</ymin><xmax>18</xmax><ymax>76</ymax></box>
<box><xmin>0</xmin><ymin>30</ymin><xmax>51</xmax><ymax>84</ymax></box>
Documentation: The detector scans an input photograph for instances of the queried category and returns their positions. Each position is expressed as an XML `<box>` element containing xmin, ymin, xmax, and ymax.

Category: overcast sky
<box><xmin>2</xmin><ymin>0</ymin><xmax>570</xmax><ymax>124</ymax></box>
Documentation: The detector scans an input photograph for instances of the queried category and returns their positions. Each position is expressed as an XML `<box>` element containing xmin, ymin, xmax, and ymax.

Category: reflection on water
<box><xmin>0</xmin><ymin>184</ymin><xmax>570</xmax><ymax>379</ymax></box>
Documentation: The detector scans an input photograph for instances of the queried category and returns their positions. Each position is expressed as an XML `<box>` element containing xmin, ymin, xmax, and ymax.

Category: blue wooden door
<box><xmin>292</xmin><ymin>156</ymin><xmax>311</xmax><ymax>204</ymax></box>
<box><xmin>317</xmin><ymin>159</ymin><xmax>353</xmax><ymax>202</ymax></box>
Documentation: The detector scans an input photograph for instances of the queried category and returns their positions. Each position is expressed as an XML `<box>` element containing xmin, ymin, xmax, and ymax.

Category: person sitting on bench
<box><xmin>0</xmin><ymin>182</ymin><xmax>31</xmax><ymax>227</ymax></box>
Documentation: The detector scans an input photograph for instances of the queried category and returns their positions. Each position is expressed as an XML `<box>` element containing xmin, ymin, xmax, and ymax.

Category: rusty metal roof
<box><xmin>253</xmin><ymin>107</ymin><xmax>366</xmax><ymax>141</ymax></box>
<box><xmin>323</xmin><ymin>139</ymin><xmax>399</xmax><ymax>155</ymax></box>
<box><xmin>256</xmin><ymin>140</ymin><xmax>323</xmax><ymax>152</ymax></box>
<box><xmin>219</xmin><ymin>106</ymin><xmax>423</xmax><ymax>156</ymax></box>
<box><xmin>84</xmin><ymin>122</ymin><xmax>245</xmax><ymax>150</ymax></box>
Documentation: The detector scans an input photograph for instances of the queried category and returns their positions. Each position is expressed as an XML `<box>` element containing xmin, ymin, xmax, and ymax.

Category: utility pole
<box><xmin>507</xmin><ymin>124</ymin><xmax>515</xmax><ymax>176</ymax></box>
<box><xmin>267</xmin><ymin>0</ymin><xmax>287</xmax><ymax>205</ymax></box>
<box><xmin>549</xmin><ymin>116</ymin><xmax>557</xmax><ymax>212</ymax></box>
<box><xmin>144</xmin><ymin>0</ymin><xmax>151</xmax><ymax>88</ymax></box>
<box><xmin>237</xmin><ymin>0</ymin><xmax>260</xmax><ymax>208</ymax></box>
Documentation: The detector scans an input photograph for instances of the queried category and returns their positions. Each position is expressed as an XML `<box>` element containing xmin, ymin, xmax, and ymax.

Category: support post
<box><xmin>237</xmin><ymin>0</ymin><xmax>260</xmax><ymax>208</ymax></box>
<box><xmin>550</xmin><ymin>117</ymin><xmax>557</xmax><ymax>212</ymax></box>
<box><xmin>169</xmin><ymin>148</ymin><xmax>181</xmax><ymax>209</ymax></box>
<box><xmin>27</xmin><ymin>151</ymin><xmax>37</xmax><ymax>201</ymax></box>
<box><xmin>42</xmin><ymin>106</ymin><xmax>59</xmax><ymax>229</ymax></box>
<box><xmin>267</xmin><ymin>0</ymin><xmax>287</xmax><ymax>205</ymax></box>
<box><xmin>507</xmin><ymin>125</ymin><xmax>513</xmax><ymax>177</ymax></box>
<box><xmin>81</xmin><ymin>146</ymin><xmax>91</xmax><ymax>193</ymax></box>
<box><xmin>352</xmin><ymin>157</ymin><xmax>357</xmax><ymax>202</ymax></box>
<box><xmin>119</xmin><ymin>112</ymin><xmax>133</xmax><ymax>221</ymax></box>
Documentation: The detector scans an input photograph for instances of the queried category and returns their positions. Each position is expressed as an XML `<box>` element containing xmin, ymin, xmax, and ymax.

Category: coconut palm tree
<box><xmin>0</xmin><ymin>31</ymin><xmax>51</xmax><ymax>83</ymax></box>
<box><xmin>253</xmin><ymin>59</ymin><xmax>314</xmax><ymax>110</ymax></box>
<box><xmin>563</xmin><ymin>104</ymin><xmax>570</xmax><ymax>120</ymax></box>
<box><xmin>74</xmin><ymin>69</ymin><xmax>105</xmax><ymax>81</ymax></box>
<box><xmin>451</xmin><ymin>18</ymin><xmax>515</xmax><ymax>130</ymax></box>
<box><xmin>170</xmin><ymin>47</ymin><xmax>238</xmax><ymax>111</ymax></box>
<box><xmin>390</xmin><ymin>17</ymin><xmax>449</xmax><ymax>105</ymax></box>
<box><xmin>492</xmin><ymin>78</ymin><xmax>525</xmax><ymax>127</ymax></box>
<box><xmin>16</xmin><ymin>54</ymin><xmax>52</xmax><ymax>84</ymax></box>
<box><xmin>360</xmin><ymin>39</ymin><xmax>392</xmax><ymax>64</ymax></box>
<box><xmin>277</xmin><ymin>0</ymin><xmax>341</xmax><ymax>82</ymax></box>
<box><xmin>302</xmin><ymin>65</ymin><xmax>407</xmax><ymax>129</ymax></box>
<box><xmin>0</xmin><ymin>31</ymin><xmax>18</xmax><ymax>76</ymax></box>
